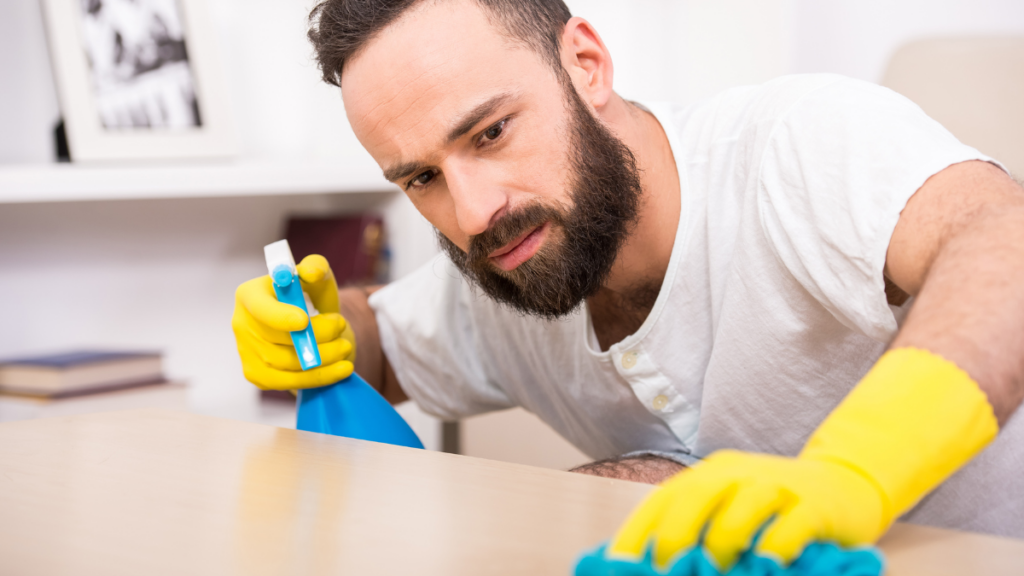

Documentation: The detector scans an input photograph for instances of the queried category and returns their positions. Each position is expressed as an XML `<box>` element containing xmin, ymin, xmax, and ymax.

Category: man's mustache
<box><xmin>466</xmin><ymin>203</ymin><xmax>566</xmax><ymax>268</ymax></box>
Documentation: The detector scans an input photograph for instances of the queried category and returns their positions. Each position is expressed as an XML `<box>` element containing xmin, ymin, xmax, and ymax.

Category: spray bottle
<box><xmin>264</xmin><ymin>240</ymin><xmax>424</xmax><ymax>449</ymax></box>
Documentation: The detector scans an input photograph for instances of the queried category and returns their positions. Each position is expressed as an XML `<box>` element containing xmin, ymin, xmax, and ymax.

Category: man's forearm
<box><xmin>570</xmin><ymin>455</ymin><xmax>686</xmax><ymax>484</ymax></box>
<box><xmin>891</xmin><ymin>206</ymin><xmax>1024</xmax><ymax>423</ymax></box>
<box><xmin>338</xmin><ymin>286</ymin><xmax>408</xmax><ymax>404</ymax></box>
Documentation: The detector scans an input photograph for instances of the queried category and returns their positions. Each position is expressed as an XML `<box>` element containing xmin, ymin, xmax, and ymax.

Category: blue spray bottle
<box><xmin>264</xmin><ymin>240</ymin><xmax>424</xmax><ymax>449</ymax></box>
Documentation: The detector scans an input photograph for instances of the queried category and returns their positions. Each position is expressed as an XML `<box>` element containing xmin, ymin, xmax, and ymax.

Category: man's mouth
<box><xmin>487</xmin><ymin>222</ymin><xmax>551</xmax><ymax>272</ymax></box>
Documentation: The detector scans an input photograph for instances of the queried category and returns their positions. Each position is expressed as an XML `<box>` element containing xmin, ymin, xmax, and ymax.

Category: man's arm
<box><xmin>886</xmin><ymin>160</ymin><xmax>1024</xmax><ymax>424</ymax></box>
<box><xmin>570</xmin><ymin>455</ymin><xmax>686</xmax><ymax>484</ymax></box>
<box><xmin>338</xmin><ymin>286</ymin><xmax>409</xmax><ymax>405</ymax></box>
<box><xmin>606</xmin><ymin>160</ymin><xmax>1021</xmax><ymax>569</ymax></box>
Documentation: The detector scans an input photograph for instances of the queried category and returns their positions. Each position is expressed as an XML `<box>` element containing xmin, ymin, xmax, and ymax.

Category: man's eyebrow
<box><xmin>445</xmin><ymin>92</ymin><xmax>516</xmax><ymax>145</ymax></box>
<box><xmin>382</xmin><ymin>92</ymin><xmax>517</xmax><ymax>184</ymax></box>
<box><xmin>383</xmin><ymin>160</ymin><xmax>423</xmax><ymax>184</ymax></box>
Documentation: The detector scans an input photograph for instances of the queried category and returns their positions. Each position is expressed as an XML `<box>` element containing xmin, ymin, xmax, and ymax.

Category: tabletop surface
<box><xmin>1</xmin><ymin>409</ymin><xmax>1022</xmax><ymax>576</ymax></box>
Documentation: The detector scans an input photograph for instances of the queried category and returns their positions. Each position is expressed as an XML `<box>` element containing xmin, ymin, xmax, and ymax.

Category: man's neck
<box><xmin>586</xmin><ymin>94</ymin><xmax>680</xmax><ymax>349</ymax></box>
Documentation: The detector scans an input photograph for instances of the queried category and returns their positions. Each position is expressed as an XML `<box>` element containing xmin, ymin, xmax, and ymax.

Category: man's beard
<box><xmin>437</xmin><ymin>84</ymin><xmax>643</xmax><ymax>319</ymax></box>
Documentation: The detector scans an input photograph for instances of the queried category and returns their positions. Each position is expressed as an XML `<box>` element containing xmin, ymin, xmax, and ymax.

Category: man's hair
<box><xmin>307</xmin><ymin>0</ymin><xmax>572</xmax><ymax>87</ymax></box>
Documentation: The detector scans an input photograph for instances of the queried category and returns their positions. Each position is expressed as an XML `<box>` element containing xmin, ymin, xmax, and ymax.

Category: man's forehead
<box><xmin>340</xmin><ymin>0</ymin><xmax>549</xmax><ymax>154</ymax></box>
<box><xmin>341</xmin><ymin>0</ymin><xmax>503</xmax><ymax>108</ymax></box>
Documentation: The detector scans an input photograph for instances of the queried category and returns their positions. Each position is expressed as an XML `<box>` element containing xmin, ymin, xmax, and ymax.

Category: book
<box><xmin>0</xmin><ymin>381</ymin><xmax>188</xmax><ymax>423</ymax></box>
<box><xmin>0</xmin><ymin>350</ymin><xmax>164</xmax><ymax>398</ymax></box>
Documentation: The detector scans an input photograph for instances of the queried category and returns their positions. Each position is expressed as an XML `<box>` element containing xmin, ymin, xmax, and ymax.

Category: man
<box><xmin>232</xmin><ymin>0</ymin><xmax>1024</xmax><ymax>569</ymax></box>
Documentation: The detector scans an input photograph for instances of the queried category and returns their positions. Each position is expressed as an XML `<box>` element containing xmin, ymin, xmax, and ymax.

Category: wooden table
<box><xmin>1</xmin><ymin>410</ymin><xmax>1021</xmax><ymax>575</ymax></box>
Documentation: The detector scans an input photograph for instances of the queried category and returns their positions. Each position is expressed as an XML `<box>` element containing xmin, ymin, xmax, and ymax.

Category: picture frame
<box><xmin>40</xmin><ymin>0</ymin><xmax>236</xmax><ymax>163</ymax></box>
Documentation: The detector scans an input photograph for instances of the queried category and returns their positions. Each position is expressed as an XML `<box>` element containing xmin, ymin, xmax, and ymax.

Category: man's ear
<box><xmin>560</xmin><ymin>17</ymin><xmax>614</xmax><ymax>111</ymax></box>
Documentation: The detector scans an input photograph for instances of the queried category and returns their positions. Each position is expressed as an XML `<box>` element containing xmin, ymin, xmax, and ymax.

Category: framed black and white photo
<box><xmin>41</xmin><ymin>0</ymin><xmax>235</xmax><ymax>162</ymax></box>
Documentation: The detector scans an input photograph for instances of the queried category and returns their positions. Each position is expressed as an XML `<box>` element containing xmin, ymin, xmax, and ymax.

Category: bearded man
<box><xmin>232</xmin><ymin>0</ymin><xmax>1024</xmax><ymax>568</ymax></box>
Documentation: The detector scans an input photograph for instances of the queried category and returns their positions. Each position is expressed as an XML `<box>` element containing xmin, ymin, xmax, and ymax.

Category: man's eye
<box><xmin>482</xmin><ymin>119</ymin><xmax>506</xmax><ymax>142</ymax></box>
<box><xmin>409</xmin><ymin>170</ymin><xmax>435</xmax><ymax>188</ymax></box>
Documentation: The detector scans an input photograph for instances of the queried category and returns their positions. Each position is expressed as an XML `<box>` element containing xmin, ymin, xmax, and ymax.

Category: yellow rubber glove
<box><xmin>608</xmin><ymin>347</ymin><xmax>998</xmax><ymax>571</ymax></box>
<box><xmin>232</xmin><ymin>254</ymin><xmax>356</xmax><ymax>390</ymax></box>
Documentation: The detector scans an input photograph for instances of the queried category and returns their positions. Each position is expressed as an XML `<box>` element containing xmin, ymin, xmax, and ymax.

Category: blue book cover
<box><xmin>0</xmin><ymin>350</ymin><xmax>161</xmax><ymax>369</ymax></box>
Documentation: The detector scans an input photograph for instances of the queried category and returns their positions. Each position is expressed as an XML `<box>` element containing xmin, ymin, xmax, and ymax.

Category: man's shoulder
<box><xmin>651</xmin><ymin>74</ymin><xmax>901</xmax><ymax>155</ymax></box>
<box><xmin>697</xmin><ymin>73</ymin><xmax>874</xmax><ymax>113</ymax></box>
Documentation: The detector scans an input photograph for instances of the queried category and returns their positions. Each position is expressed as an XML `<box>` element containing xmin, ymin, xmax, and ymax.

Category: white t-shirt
<box><xmin>369</xmin><ymin>74</ymin><xmax>1023</xmax><ymax>538</ymax></box>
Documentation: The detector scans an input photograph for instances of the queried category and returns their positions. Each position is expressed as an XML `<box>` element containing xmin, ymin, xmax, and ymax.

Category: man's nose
<box><xmin>446</xmin><ymin>164</ymin><xmax>507</xmax><ymax>237</ymax></box>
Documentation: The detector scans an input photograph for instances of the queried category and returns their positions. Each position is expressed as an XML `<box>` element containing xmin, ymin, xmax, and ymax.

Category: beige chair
<box><xmin>883</xmin><ymin>37</ymin><xmax>1024</xmax><ymax>179</ymax></box>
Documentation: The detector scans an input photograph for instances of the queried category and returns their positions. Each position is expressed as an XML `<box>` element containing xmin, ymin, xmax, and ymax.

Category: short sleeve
<box><xmin>368</xmin><ymin>255</ymin><xmax>515</xmax><ymax>420</ymax></box>
<box><xmin>757</xmin><ymin>76</ymin><xmax>1000</xmax><ymax>342</ymax></box>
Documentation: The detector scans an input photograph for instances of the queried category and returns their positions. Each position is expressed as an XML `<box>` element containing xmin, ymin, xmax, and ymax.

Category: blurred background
<box><xmin>1</xmin><ymin>0</ymin><xmax>1022</xmax><ymax>467</ymax></box>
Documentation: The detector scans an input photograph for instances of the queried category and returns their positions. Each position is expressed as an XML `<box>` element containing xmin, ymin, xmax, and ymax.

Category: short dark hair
<box><xmin>307</xmin><ymin>0</ymin><xmax>573</xmax><ymax>87</ymax></box>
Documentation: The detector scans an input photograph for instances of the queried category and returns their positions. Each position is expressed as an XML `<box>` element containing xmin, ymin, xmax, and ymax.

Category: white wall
<box><xmin>565</xmin><ymin>0</ymin><xmax>794</xmax><ymax>104</ymax></box>
<box><xmin>791</xmin><ymin>0</ymin><xmax>1024</xmax><ymax>83</ymax></box>
<box><xmin>569</xmin><ymin>0</ymin><xmax>1024</xmax><ymax>104</ymax></box>
<box><xmin>0</xmin><ymin>0</ymin><xmax>62</xmax><ymax>163</ymax></box>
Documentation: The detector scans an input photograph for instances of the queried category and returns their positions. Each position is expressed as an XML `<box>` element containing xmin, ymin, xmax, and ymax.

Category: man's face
<box><xmin>343</xmin><ymin>0</ymin><xmax>640</xmax><ymax>317</ymax></box>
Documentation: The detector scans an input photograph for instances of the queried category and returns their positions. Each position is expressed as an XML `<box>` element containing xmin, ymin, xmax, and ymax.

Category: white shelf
<box><xmin>0</xmin><ymin>159</ymin><xmax>399</xmax><ymax>203</ymax></box>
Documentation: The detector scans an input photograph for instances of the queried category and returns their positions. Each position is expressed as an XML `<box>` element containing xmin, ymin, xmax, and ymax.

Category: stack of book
<box><xmin>0</xmin><ymin>350</ymin><xmax>187</xmax><ymax>422</ymax></box>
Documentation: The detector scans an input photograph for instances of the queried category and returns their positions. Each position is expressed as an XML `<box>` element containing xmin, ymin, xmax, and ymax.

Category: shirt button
<box><xmin>621</xmin><ymin>351</ymin><xmax>638</xmax><ymax>369</ymax></box>
<box><xmin>652</xmin><ymin>395</ymin><xmax>669</xmax><ymax>410</ymax></box>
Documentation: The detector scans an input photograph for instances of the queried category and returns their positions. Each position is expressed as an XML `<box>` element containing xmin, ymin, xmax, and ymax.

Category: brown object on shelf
<box><xmin>285</xmin><ymin>214</ymin><xmax>388</xmax><ymax>287</ymax></box>
<box><xmin>1</xmin><ymin>409</ymin><xmax>1022</xmax><ymax>575</ymax></box>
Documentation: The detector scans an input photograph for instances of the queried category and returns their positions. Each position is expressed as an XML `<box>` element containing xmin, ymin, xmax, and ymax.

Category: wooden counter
<box><xmin>0</xmin><ymin>409</ymin><xmax>1021</xmax><ymax>575</ymax></box>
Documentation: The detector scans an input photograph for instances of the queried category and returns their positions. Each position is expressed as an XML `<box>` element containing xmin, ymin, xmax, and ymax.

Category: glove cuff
<box><xmin>800</xmin><ymin>347</ymin><xmax>998</xmax><ymax>527</ymax></box>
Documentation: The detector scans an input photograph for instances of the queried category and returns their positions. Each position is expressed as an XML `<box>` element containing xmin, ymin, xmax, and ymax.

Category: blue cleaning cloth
<box><xmin>574</xmin><ymin>542</ymin><xmax>883</xmax><ymax>576</ymax></box>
